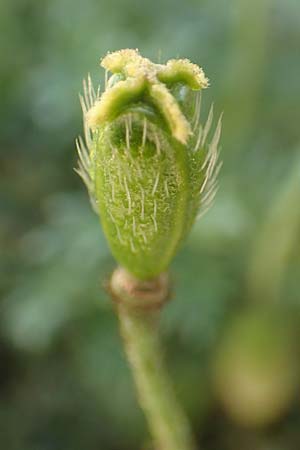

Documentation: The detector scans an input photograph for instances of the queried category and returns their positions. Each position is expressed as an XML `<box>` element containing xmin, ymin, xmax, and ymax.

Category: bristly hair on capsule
<box><xmin>75</xmin><ymin>73</ymin><xmax>222</xmax><ymax>222</ymax></box>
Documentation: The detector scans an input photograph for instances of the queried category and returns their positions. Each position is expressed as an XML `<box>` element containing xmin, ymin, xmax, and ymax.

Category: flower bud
<box><xmin>76</xmin><ymin>49</ymin><xmax>221</xmax><ymax>279</ymax></box>
<box><xmin>213</xmin><ymin>307</ymin><xmax>299</xmax><ymax>427</ymax></box>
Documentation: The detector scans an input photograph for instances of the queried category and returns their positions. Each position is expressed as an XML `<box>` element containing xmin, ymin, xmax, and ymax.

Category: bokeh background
<box><xmin>1</xmin><ymin>0</ymin><xmax>300</xmax><ymax>448</ymax></box>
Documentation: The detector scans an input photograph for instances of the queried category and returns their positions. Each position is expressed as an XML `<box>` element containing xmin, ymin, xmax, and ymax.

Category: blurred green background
<box><xmin>1</xmin><ymin>0</ymin><xmax>300</xmax><ymax>448</ymax></box>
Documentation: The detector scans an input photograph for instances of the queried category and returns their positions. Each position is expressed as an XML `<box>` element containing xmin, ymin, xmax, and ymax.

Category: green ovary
<box><xmin>93</xmin><ymin>113</ymin><xmax>189</xmax><ymax>279</ymax></box>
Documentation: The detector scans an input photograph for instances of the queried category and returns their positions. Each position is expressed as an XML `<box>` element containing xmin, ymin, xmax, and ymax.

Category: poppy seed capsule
<box><xmin>76</xmin><ymin>49</ymin><xmax>221</xmax><ymax>280</ymax></box>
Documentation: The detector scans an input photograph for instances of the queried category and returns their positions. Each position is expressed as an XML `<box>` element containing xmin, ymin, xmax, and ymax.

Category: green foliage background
<box><xmin>1</xmin><ymin>0</ymin><xmax>300</xmax><ymax>448</ymax></box>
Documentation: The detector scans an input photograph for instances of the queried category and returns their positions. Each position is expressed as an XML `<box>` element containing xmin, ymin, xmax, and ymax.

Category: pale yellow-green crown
<box><xmin>87</xmin><ymin>49</ymin><xmax>208</xmax><ymax>144</ymax></box>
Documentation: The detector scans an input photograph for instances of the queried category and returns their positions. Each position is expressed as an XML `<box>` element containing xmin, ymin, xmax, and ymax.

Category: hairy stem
<box><xmin>110</xmin><ymin>267</ymin><xmax>196</xmax><ymax>450</ymax></box>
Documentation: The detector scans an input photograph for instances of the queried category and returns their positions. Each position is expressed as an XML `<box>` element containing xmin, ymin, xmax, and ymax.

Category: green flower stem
<box><xmin>247</xmin><ymin>153</ymin><xmax>300</xmax><ymax>304</ymax></box>
<box><xmin>110</xmin><ymin>267</ymin><xmax>197</xmax><ymax>450</ymax></box>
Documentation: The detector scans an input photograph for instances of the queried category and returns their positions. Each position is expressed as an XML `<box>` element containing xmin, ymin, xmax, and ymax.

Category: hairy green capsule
<box><xmin>76</xmin><ymin>49</ymin><xmax>221</xmax><ymax>280</ymax></box>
